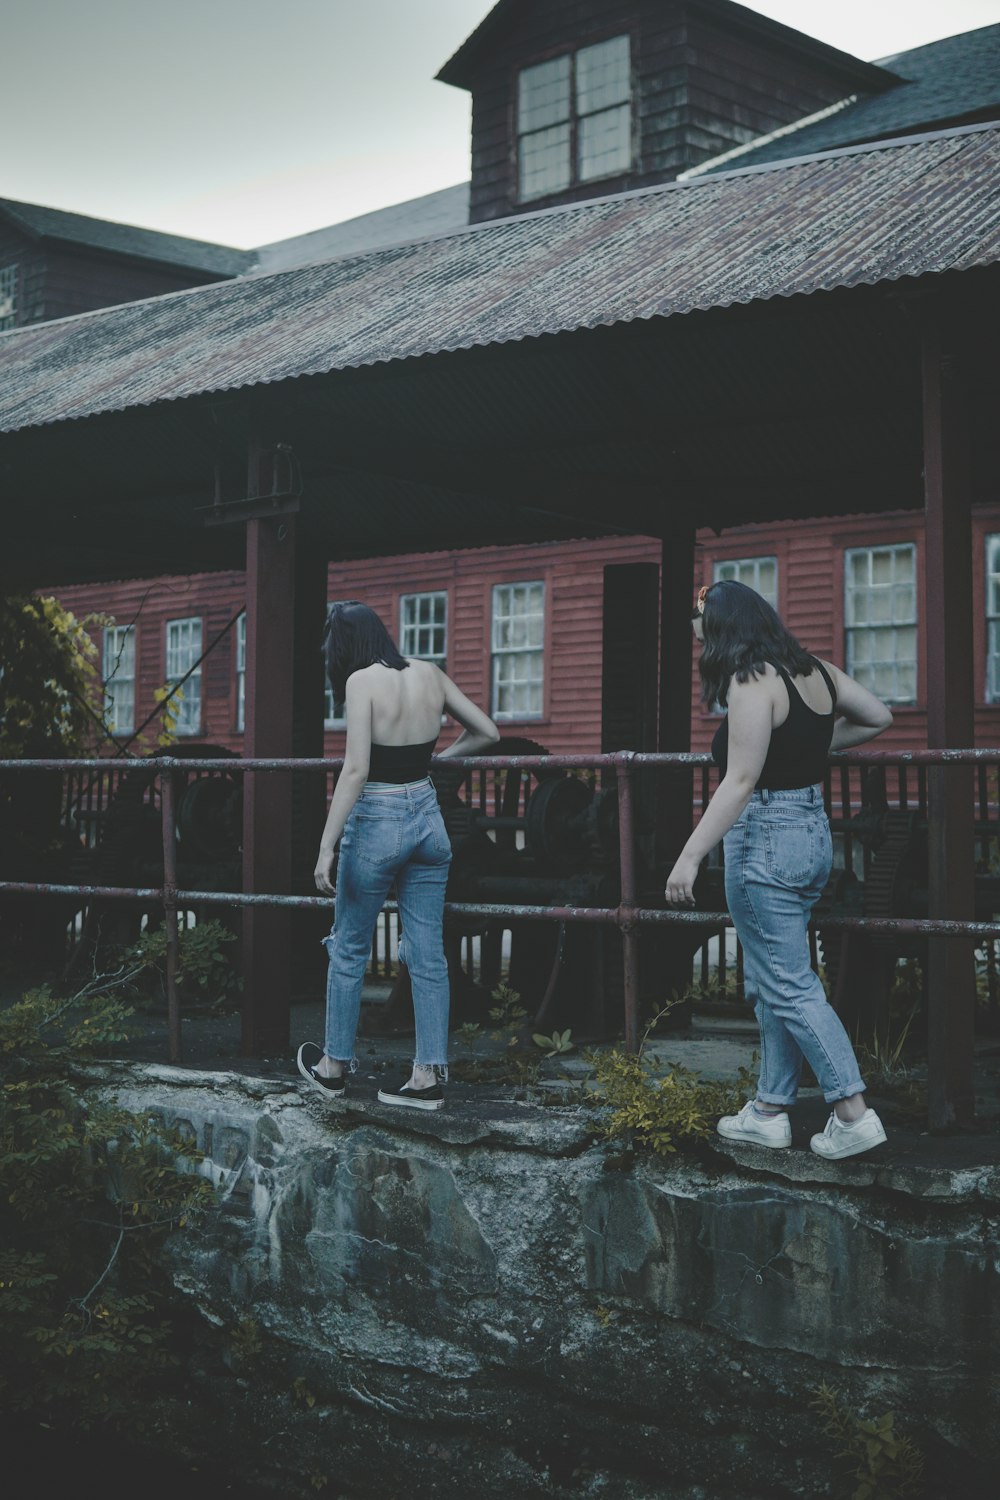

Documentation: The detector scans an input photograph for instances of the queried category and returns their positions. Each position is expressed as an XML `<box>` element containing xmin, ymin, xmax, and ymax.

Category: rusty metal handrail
<box><xmin>1</xmin><ymin>750</ymin><xmax>997</xmax><ymax>1064</ymax></box>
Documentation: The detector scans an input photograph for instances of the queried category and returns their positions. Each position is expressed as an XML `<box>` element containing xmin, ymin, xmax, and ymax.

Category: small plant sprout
<box><xmin>532</xmin><ymin>1028</ymin><xmax>574</xmax><ymax>1057</ymax></box>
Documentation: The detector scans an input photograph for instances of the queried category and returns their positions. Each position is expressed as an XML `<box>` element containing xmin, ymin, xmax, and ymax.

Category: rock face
<box><xmin>100</xmin><ymin>1064</ymin><xmax>1000</xmax><ymax>1500</ymax></box>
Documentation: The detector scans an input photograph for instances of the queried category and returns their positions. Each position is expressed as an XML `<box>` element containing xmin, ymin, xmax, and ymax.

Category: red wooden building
<box><xmin>50</xmin><ymin>500</ymin><xmax>1000</xmax><ymax>762</ymax></box>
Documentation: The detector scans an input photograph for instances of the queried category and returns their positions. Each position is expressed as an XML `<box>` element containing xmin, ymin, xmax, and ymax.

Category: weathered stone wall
<box><xmin>98</xmin><ymin>1063</ymin><xmax>1000</xmax><ymax>1500</ymax></box>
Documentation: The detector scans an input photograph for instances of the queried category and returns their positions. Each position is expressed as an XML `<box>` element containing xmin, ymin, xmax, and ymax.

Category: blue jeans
<box><xmin>323</xmin><ymin>778</ymin><xmax>452</xmax><ymax>1073</ymax></box>
<box><xmin>723</xmin><ymin>784</ymin><xmax>866</xmax><ymax>1107</ymax></box>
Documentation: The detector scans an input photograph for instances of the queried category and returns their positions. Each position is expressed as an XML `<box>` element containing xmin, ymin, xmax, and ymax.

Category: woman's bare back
<box><xmin>362</xmin><ymin>660</ymin><xmax>445</xmax><ymax>745</ymax></box>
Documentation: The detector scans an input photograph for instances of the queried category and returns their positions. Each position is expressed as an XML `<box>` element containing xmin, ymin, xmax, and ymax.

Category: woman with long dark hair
<box><xmin>297</xmin><ymin>601</ymin><xmax>499</xmax><ymax>1110</ymax></box>
<box><xmin>664</xmin><ymin>580</ymin><xmax>893</xmax><ymax>1159</ymax></box>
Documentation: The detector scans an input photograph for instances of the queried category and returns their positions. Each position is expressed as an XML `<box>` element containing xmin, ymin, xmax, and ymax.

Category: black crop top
<box><xmin>367</xmin><ymin>737</ymin><xmax>438</xmax><ymax>784</ymax></box>
<box><xmin>711</xmin><ymin>660</ymin><xmax>837</xmax><ymax>790</ymax></box>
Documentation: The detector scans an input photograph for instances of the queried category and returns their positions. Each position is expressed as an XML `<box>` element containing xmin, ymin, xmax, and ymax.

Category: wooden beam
<box><xmin>922</xmin><ymin>310</ymin><xmax>976</xmax><ymax>1130</ymax></box>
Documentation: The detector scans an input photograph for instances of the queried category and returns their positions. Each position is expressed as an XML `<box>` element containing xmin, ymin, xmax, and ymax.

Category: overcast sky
<box><xmin>4</xmin><ymin>0</ymin><xmax>999</xmax><ymax>248</ymax></box>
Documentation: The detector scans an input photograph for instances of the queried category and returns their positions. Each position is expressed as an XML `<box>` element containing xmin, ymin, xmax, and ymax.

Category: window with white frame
<box><xmin>844</xmin><ymin>544</ymin><xmax>917</xmax><ymax>704</ymax></box>
<box><xmin>400</xmin><ymin>591</ymin><xmax>447</xmax><ymax>669</ymax></box>
<box><xmin>103</xmin><ymin>624</ymin><xmax>136</xmax><ymax>736</ymax></box>
<box><xmin>986</xmin><ymin>534</ymin><xmax>1000</xmax><ymax>702</ymax></box>
<box><xmin>492</xmin><ymin>581</ymin><xmax>545</xmax><ymax>719</ymax></box>
<box><xmin>0</xmin><ymin>265</ymin><xmax>17</xmax><ymax>331</ymax></box>
<box><xmin>714</xmin><ymin>555</ymin><xmax>778</xmax><ymax>609</ymax></box>
<box><xmin>165</xmin><ymin>616</ymin><xmax>203</xmax><ymax>735</ymax></box>
<box><xmin>235</xmin><ymin>612</ymin><xmax>246</xmax><ymax>731</ymax></box>
<box><xmin>324</xmin><ymin>602</ymin><xmax>347</xmax><ymax>728</ymax></box>
<box><xmin>517</xmin><ymin>35</ymin><xmax>631</xmax><ymax>201</ymax></box>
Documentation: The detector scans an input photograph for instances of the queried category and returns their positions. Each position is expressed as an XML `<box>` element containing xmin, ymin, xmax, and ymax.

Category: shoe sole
<box><xmin>810</xmin><ymin>1126</ymin><xmax>887</xmax><ymax>1160</ymax></box>
<box><xmin>376</xmin><ymin>1090</ymin><xmax>444</xmax><ymax>1111</ymax></box>
<box><xmin>717</xmin><ymin>1123</ymin><xmax>791</xmax><ymax>1149</ymax></box>
<box><xmin>296</xmin><ymin>1045</ymin><xmax>346</xmax><ymax>1102</ymax></box>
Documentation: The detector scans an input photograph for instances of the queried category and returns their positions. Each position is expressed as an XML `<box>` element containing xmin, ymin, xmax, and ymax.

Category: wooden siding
<box><xmin>0</xmin><ymin>223</ymin><xmax>46</xmax><ymax>326</ymax></box>
<box><xmin>38</xmin><ymin>245</ymin><xmax>223</xmax><ymax>324</ymax></box>
<box><xmin>464</xmin><ymin>0</ymin><xmax>878</xmax><ymax>222</ymax></box>
<box><xmin>48</xmin><ymin>508</ymin><xmax>1000</xmax><ymax>763</ymax></box>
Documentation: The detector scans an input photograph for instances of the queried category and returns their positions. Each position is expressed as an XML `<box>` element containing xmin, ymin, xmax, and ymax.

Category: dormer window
<box><xmin>517</xmin><ymin>35</ymin><xmax>631</xmax><ymax>202</ymax></box>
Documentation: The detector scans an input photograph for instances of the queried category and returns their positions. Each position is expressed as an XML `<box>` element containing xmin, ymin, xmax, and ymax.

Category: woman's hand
<box><xmin>314</xmin><ymin>847</ymin><xmax>337</xmax><ymax>896</ymax></box>
<box><xmin>664</xmin><ymin>852</ymin><xmax>700</xmax><ymax>907</ymax></box>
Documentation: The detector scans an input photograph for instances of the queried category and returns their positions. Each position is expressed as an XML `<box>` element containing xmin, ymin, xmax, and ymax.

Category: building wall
<box><xmin>50</xmin><ymin>506</ymin><xmax>1000</xmax><ymax>761</ymax></box>
<box><xmin>0</xmin><ymin>220</ymin><xmax>228</xmax><ymax>329</ymax></box>
<box><xmin>32</xmin><ymin>246</ymin><xmax>224</xmax><ymax>325</ymax></box>
<box><xmin>0</xmin><ymin>223</ymin><xmax>45</xmax><ymax>327</ymax></box>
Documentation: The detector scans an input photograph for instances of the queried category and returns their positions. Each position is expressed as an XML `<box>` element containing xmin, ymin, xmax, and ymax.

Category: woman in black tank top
<box><xmin>297</xmin><ymin>602</ymin><xmax>499</xmax><ymax>1111</ymax></box>
<box><xmin>664</xmin><ymin>581</ymin><xmax>894</xmax><ymax>1161</ymax></box>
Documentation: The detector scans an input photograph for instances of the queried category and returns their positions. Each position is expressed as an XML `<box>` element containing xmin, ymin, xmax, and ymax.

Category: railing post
<box><xmin>616</xmin><ymin>752</ymin><xmax>640</xmax><ymax>1053</ymax></box>
<box><xmin>160</xmin><ymin>762</ymin><xmax>182</xmax><ymax>1065</ymax></box>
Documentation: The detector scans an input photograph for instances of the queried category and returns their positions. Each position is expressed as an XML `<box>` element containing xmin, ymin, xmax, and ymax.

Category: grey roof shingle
<box><xmin>254</xmin><ymin>184</ymin><xmax>470</xmax><ymax>272</ymax></box>
<box><xmin>701</xmin><ymin>24</ymin><xmax>1000</xmax><ymax>173</ymax></box>
<box><xmin>1</xmin><ymin>122</ymin><xmax>999</xmax><ymax>437</ymax></box>
<box><xmin>0</xmin><ymin>197</ymin><xmax>253</xmax><ymax>277</ymax></box>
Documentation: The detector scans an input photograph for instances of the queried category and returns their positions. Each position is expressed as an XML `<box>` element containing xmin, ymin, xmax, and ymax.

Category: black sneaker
<box><xmin>297</xmin><ymin>1042</ymin><xmax>347</xmax><ymax>1101</ymax></box>
<box><xmin>377</xmin><ymin>1073</ymin><xmax>445</xmax><ymax>1111</ymax></box>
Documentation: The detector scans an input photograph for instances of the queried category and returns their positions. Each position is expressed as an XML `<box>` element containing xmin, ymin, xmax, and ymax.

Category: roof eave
<box><xmin>436</xmin><ymin>0</ymin><xmax>901</xmax><ymax>91</ymax></box>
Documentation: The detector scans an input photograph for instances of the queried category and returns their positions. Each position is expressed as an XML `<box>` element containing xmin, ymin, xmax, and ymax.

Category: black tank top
<box><xmin>711</xmin><ymin>660</ymin><xmax>836</xmax><ymax>790</ymax></box>
<box><xmin>366</xmin><ymin>737</ymin><xmax>438</xmax><ymax>784</ymax></box>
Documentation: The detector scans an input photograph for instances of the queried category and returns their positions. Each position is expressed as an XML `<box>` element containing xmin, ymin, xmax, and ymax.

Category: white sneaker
<box><xmin>810</xmin><ymin>1107</ymin><xmax>887</xmax><ymax>1160</ymax></box>
<box><xmin>717</xmin><ymin>1100</ymin><xmax>792</xmax><ymax>1149</ymax></box>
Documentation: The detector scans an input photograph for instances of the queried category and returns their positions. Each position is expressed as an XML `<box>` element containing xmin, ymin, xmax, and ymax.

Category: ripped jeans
<box><xmin>323</xmin><ymin>778</ymin><xmax>452</xmax><ymax>1074</ymax></box>
<box><xmin>724</xmin><ymin>784</ymin><xmax>867</xmax><ymax>1107</ymax></box>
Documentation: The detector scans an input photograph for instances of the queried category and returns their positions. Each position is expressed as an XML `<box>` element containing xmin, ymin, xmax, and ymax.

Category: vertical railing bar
<box><xmin>735</xmin><ymin>938</ymin><xmax>744</xmax><ymax>1003</ymax></box>
<box><xmin>160</xmin><ymin>762</ymin><xmax>182</xmax><ymax>1065</ymax></box>
<box><xmin>615</xmin><ymin>753</ymin><xmax>639</xmax><ymax>1054</ymax></box>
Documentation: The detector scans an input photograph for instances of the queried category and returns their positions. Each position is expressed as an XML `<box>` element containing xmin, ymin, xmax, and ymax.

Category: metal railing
<box><xmin>1</xmin><ymin>750</ymin><xmax>997</xmax><ymax>1070</ymax></box>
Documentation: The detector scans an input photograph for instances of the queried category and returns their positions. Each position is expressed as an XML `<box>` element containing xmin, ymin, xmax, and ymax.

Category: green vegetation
<box><xmin>588</xmin><ymin>1002</ymin><xmax>755</xmax><ymax>1155</ymax></box>
<box><xmin>812</xmin><ymin>1383</ymin><xmax>924</xmax><ymax>1499</ymax></box>
<box><xmin>0</xmin><ymin>978</ymin><xmax>213</xmax><ymax>1431</ymax></box>
<box><xmin>120</xmin><ymin>917</ymin><xmax>242</xmax><ymax>1014</ymax></box>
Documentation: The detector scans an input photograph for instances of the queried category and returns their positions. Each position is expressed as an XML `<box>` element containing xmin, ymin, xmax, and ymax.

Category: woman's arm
<box><xmin>664</xmin><ymin>674</ymin><xmax>773</xmax><ymax>907</ymax></box>
<box><xmin>435</xmin><ymin>670</ymin><xmax>501</xmax><ymax>759</ymax></box>
<box><xmin>314</xmin><ymin>674</ymin><xmax>373</xmax><ymax>895</ymax></box>
<box><xmin>824</xmin><ymin>661</ymin><xmax>893</xmax><ymax>751</ymax></box>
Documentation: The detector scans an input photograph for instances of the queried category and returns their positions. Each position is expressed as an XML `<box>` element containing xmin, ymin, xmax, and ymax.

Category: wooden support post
<box><xmin>242</xmin><ymin>512</ymin><xmax>297</xmax><ymax>1053</ymax></box>
<box><xmin>923</xmin><ymin>313</ymin><xmax>976</xmax><ymax>1130</ymax></box>
<box><xmin>657</xmin><ymin>528</ymin><xmax>697</xmax><ymax>1007</ymax></box>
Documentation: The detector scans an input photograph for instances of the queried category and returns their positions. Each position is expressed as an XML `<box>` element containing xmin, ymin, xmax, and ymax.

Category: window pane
<box><xmin>519</xmin><ymin>123</ymin><xmax>571</xmax><ymax>200</ymax></box>
<box><xmin>576</xmin><ymin>35</ymin><xmax>630</xmax><ymax>114</ymax></box>
<box><xmin>518</xmin><ymin>55</ymin><xmax>571</xmax><ymax>133</ymax></box>
<box><xmin>103</xmin><ymin>625</ymin><xmax>136</xmax><ymax>736</ymax></box>
<box><xmin>400</xmin><ymin>591</ymin><xmax>447</xmax><ymax>666</ymax></box>
<box><xmin>0</xmin><ymin>264</ymin><xmax>17</xmax><ymax>331</ymax></box>
<box><xmin>871</xmin><ymin>548</ymin><xmax>894</xmax><ymax>586</ymax></box>
<box><xmin>713</xmin><ymin>555</ymin><xmax>777</xmax><ymax>610</ymax></box>
<box><xmin>492</xmin><ymin>583</ymin><xmax>544</xmax><ymax>717</ymax></box>
<box><xmin>579</xmin><ymin>103</ymin><xmax>631</xmax><ymax>181</ymax></box>
<box><xmin>870</xmin><ymin>589</ymin><xmax>892</xmax><ymax>623</ymax></box>
<box><xmin>166</xmin><ymin>618</ymin><xmax>202</xmax><ymax>735</ymax></box>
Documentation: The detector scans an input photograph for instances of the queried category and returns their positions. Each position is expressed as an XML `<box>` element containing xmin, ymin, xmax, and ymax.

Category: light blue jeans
<box><xmin>323</xmin><ymin>778</ymin><xmax>452</xmax><ymax>1074</ymax></box>
<box><xmin>723</xmin><ymin>784</ymin><xmax>866</xmax><ymax>1107</ymax></box>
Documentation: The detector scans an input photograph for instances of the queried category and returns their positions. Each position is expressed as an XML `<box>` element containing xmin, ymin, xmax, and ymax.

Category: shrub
<box><xmin>588</xmin><ymin>1002</ymin><xmax>756</xmax><ymax>1155</ymax></box>
<box><xmin>0</xmin><ymin>977</ymin><xmax>213</xmax><ymax>1430</ymax></box>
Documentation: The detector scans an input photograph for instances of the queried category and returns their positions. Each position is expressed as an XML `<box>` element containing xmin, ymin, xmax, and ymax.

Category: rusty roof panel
<box><xmin>1</xmin><ymin>124</ymin><xmax>999</xmax><ymax>436</ymax></box>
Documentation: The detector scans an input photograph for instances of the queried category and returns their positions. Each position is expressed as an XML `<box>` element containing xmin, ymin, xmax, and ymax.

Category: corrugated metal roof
<box><xmin>701</xmin><ymin>24</ymin><xmax>1000</xmax><ymax>173</ymax></box>
<box><xmin>2</xmin><ymin>122</ymin><xmax>999</xmax><ymax>437</ymax></box>
<box><xmin>0</xmin><ymin>198</ymin><xmax>252</xmax><ymax>277</ymax></box>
